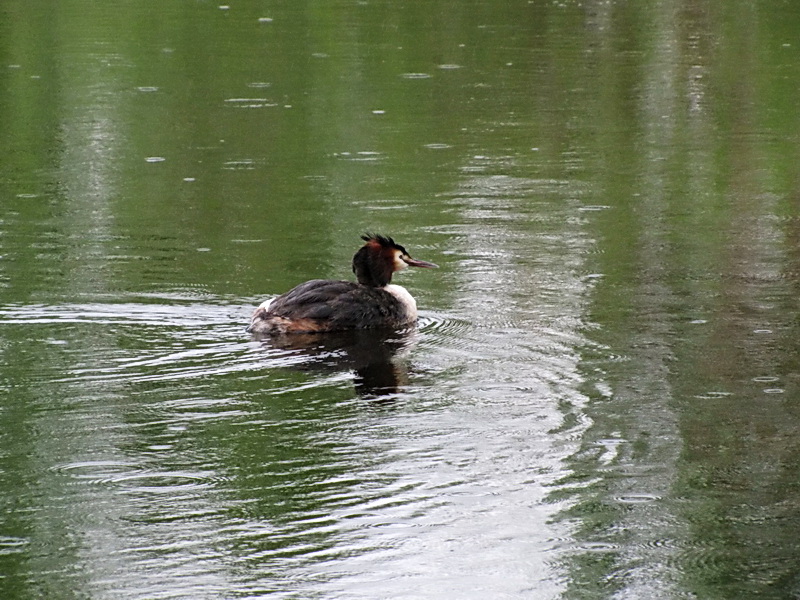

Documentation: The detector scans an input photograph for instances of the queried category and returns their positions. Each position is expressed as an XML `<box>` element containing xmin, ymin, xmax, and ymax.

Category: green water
<box><xmin>2</xmin><ymin>1</ymin><xmax>800</xmax><ymax>598</ymax></box>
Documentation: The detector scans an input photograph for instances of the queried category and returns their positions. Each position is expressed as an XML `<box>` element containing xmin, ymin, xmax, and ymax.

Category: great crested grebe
<box><xmin>247</xmin><ymin>234</ymin><xmax>438</xmax><ymax>335</ymax></box>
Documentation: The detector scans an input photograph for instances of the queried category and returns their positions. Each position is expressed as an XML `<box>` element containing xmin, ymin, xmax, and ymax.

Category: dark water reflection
<box><xmin>3</xmin><ymin>0</ymin><xmax>800</xmax><ymax>598</ymax></box>
<box><xmin>252</xmin><ymin>327</ymin><xmax>418</xmax><ymax>398</ymax></box>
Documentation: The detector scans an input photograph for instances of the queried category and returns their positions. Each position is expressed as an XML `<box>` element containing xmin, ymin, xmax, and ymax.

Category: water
<box><xmin>3</xmin><ymin>0</ymin><xmax>800</xmax><ymax>598</ymax></box>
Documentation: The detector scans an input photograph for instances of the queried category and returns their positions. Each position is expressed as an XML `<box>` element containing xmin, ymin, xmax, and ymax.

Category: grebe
<box><xmin>247</xmin><ymin>234</ymin><xmax>438</xmax><ymax>335</ymax></box>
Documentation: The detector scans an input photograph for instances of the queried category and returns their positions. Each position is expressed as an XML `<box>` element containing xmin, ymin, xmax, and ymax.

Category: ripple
<box><xmin>333</xmin><ymin>151</ymin><xmax>384</xmax><ymax>162</ymax></box>
<box><xmin>0</xmin><ymin>536</ymin><xmax>29</xmax><ymax>555</ymax></box>
<box><xmin>53</xmin><ymin>460</ymin><xmax>147</xmax><ymax>485</ymax></box>
<box><xmin>0</xmin><ymin>301</ymin><xmax>237</xmax><ymax>328</ymax></box>
<box><xmin>614</xmin><ymin>493</ymin><xmax>660</xmax><ymax>504</ymax></box>
<box><xmin>53</xmin><ymin>460</ymin><xmax>217</xmax><ymax>492</ymax></box>
<box><xmin>223</xmin><ymin>159</ymin><xmax>257</xmax><ymax>170</ymax></box>
<box><xmin>639</xmin><ymin>537</ymin><xmax>680</xmax><ymax>550</ymax></box>
<box><xmin>114</xmin><ymin>471</ymin><xmax>215</xmax><ymax>493</ymax></box>
<box><xmin>418</xmin><ymin>313</ymin><xmax>477</xmax><ymax>350</ymax></box>
<box><xmin>662</xmin><ymin>539</ymin><xmax>733</xmax><ymax>578</ymax></box>
<box><xmin>0</xmin><ymin>301</ymin><xmax>279</xmax><ymax>385</ymax></box>
<box><xmin>693</xmin><ymin>390</ymin><xmax>734</xmax><ymax>400</ymax></box>
<box><xmin>418</xmin><ymin>312</ymin><xmax>472</xmax><ymax>334</ymax></box>
<box><xmin>576</xmin><ymin>541</ymin><xmax>619</xmax><ymax>552</ymax></box>
<box><xmin>224</xmin><ymin>98</ymin><xmax>278</xmax><ymax>108</ymax></box>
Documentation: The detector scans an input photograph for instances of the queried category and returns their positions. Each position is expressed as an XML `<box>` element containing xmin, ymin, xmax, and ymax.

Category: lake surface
<box><xmin>2</xmin><ymin>0</ymin><xmax>800</xmax><ymax>598</ymax></box>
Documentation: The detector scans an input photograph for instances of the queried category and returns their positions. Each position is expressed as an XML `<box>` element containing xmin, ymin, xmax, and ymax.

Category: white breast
<box><xmin>383</xmin><ymin>284</ymin><xmax>418</xmax><ymax>320</ymax></box>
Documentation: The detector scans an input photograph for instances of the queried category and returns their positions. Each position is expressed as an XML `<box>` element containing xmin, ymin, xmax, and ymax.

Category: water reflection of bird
<box><xmin>262</xmin><ymin>328</ymin><xmax>416</xmax><ymax>398</ymax></box>
<box><xmin>248</xmin><ymin>234</ymin><xmax>438</xmax><ymax>335</ymax></box>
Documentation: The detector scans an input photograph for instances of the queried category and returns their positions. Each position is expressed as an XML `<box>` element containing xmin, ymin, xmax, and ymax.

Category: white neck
<box><xmin>383</xmin><ymin>284</ymin><xmax>417</xmax><ymax>318</ymax></box>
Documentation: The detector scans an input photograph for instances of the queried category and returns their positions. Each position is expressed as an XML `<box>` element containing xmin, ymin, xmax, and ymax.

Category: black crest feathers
<box><xmin>361</xmin><ymin>233</ymin><xmax>406</xmax><ymax>254</ymax></box>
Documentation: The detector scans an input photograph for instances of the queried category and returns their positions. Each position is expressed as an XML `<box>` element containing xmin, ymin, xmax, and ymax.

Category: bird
<box><xmin>247</xmin><ymin>234</ymin><xmax>438</xmax><ymax>335</ymax></box>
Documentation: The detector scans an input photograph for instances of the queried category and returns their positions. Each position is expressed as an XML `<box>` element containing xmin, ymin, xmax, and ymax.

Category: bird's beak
<box><xmin>403</xmin><ymin>257</ymin><xmax>438</xmax><ymax>268</ymax></box>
